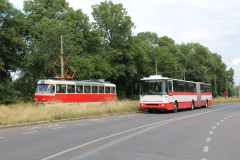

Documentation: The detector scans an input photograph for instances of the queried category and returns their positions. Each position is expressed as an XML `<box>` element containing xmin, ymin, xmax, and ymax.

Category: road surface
<box><xmin>0</xmin><ymin>102</ymin><xmax>240</xmax><ymax>160</ymax></box>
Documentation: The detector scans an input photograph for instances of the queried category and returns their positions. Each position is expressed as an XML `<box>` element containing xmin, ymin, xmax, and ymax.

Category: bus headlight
<box><xmin>43</xmin><ymin>98</ymin><xmax>45</xmax><ymax>102</ymax></box>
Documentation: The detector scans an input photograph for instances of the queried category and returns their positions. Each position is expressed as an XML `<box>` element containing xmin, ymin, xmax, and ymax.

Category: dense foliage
<box><xmin>0</xmin><ymin>0</ymin><xmax>236</xmax><ymax>104</ymax></box>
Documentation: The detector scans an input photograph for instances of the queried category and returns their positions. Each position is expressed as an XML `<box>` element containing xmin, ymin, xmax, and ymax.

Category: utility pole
<box><xmin>61</xmin><ymin>35</ymin><xmax>64</xmax><ymax>77</ymax></box>
<box><xmin>226</xmin><ymin>81</ymin><xmax>228</xmax><ymax>99</ymax></box>
<box><xmin>215</xmin><ymin>75</ymin><xmax>217</xmax><ymax>98</ymax></box>
<box><xmin>156</xmin><ymin>60</ymin><xmax>157</xmax><ymax>75</ymax></box>
<box><xmin>183</xmin><ymin>68</ymin><xmax>185</xmax><ymax>80</ymax></box>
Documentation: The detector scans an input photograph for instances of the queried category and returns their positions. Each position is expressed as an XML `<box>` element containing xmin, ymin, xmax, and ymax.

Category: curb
<box><xmin>0</xmin><ymin>111</ymin><xmax>141</xmax><ymax>130</ymax></box>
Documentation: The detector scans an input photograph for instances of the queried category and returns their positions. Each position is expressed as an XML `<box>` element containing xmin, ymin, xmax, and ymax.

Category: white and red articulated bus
<box><xmin>35</xmin><ymin>78</ymin><xmax>117</xmax><ymax>103</ymax></box>
<box><xmin>140</xmin><ymin>75</ymin><xmax>212</xmax><ymax>113</ymax></box>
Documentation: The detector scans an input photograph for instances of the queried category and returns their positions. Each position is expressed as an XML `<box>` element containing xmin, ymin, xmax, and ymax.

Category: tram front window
<box><xmin>36</xmin><ymin>84</ymin><xmax>55</xmax><ymax>94</ymax></box>
<box><xmin>141</xmin><ymin>80</ymin><xmax>168</xmax><ymax>95</ymax></box>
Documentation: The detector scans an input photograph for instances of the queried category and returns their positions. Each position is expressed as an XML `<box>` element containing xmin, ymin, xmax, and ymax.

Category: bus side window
<box><xmin>173</xmin><ymin>80</ymin><xmax>178</xmax><ymax>92</ymax></box>
<box><xmin>179</xmin><ymin>81</ymin><xmax>184</xmax><ymax>92</ymax></box>
<box><xmin>168</xmin><ymin>81</ymin><xmax>172</xmax><ymax>92</ymax></box>
<box><xmin>185</xmin><ymin>82</ymin><xmax>189</xmax><ymax>92</ymax></box>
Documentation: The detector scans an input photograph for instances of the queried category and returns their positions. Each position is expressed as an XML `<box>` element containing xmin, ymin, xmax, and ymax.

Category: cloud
<box><xmin>230</xmin><ymin>59</ymin><xmax>240</xmax><ymax>66</ymax></box>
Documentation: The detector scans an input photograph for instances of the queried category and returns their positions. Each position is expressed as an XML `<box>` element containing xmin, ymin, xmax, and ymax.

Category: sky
<box><xmin>9</xmin><ymin>0</ymin><xmax>240</xmax><ymax>86</ymax></box>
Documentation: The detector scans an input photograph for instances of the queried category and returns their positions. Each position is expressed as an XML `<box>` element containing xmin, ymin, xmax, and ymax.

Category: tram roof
<box><xmin>37</xmin><ymin>78</ymin><xmax>116</xmax><ymax>86</ymax></box>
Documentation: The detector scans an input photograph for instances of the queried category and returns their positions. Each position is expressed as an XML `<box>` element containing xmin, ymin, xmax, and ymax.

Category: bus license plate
<box><xmin>149</xmin><ymin>106</ymin><xmax>155</xmax><ymax>108</ymax></box>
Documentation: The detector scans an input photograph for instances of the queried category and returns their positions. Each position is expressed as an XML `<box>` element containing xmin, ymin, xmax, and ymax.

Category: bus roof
<box><xmin>141</xmin><ymin>75</ymin><xmax>171</xmax><ymax>80</ymax></box>
<box><xmin>141</xmin><ymin>75</ymin><xmax>210</xmax><ymax>85</ymax></box>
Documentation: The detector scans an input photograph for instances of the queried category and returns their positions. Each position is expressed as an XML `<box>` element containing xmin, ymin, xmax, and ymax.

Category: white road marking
<box><xmin>203</xmin><ymin>146</ymin><xmax>209</xmax><ymax>152</ymax></box>
<box><xmin>97</xmin><ymin>120</ymin><xmax>106</xmax><ymax>123</ymax></box>
<box><xmin>77</xmin><ymin>123</ymin><xmax>87</xmax><ymax>126</ymax></box>
<box><xmin>206</xmin><ymin>137</ymin><xmax>211</xmax><ymax>142</ymax></box>
<box><xmin>201</xmin><ymin>158</ymin><xmax>207</xmax><ymax>160</ymax></box>
<box><xmin>216</xmin><ymin>123</ymin><xmax>220</xmax><ymax>125</ymax></box>
<box><xmin>42</xmin><ymin>106</ymin><xmax>232</xmax><ymax>160</ymax></box>
<box><xmin>212</xmin><ymin>126</ymin><xmax>216</xmax><ymax>129</ymax></box>
<box><xmin>209</xmin><ymin>131</ymin><xmax>213</xmax><ymax>135</ymax></box>
<box><xmin>229</xmin><ymin>116</ymin><xmax>232</xmax><ymax>117</ymax></box>
<box><xmin>28</xmin><ymin>127</ymin><xmax>42</xmax><ymax>130</ymax></box>
<box><xmin>53</xmin><ymin>127</ymin><xmax>65</xmax><ymax>129</ymax></box>
<box><xmin>22</xmin><ymin>131</ymin><xmax>38</xmax><ymax>135</ymax></box>
<box><xmin>225</xmin><ymin>118</ymin><xmax>228</xmax><ymax>119</ymax></box>
<box><xmin>0</xmin><ymin>137</ymin><xmax>4</xmax><ymax>139</ymax></box>
<box><xmin>220</xmin><ymin>120</ymin><xmax>224</xmax><ymax>122</ymax></box>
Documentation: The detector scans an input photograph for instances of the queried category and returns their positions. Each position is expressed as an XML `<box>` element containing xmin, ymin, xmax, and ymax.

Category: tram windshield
<box><xmin>35</xmin><ymin>84</ymin><xmax>55</xmax><ymax>94</ymax></box>
<box><xmin>141</xmin><ymin>80</ymin><xmax>168</xmax><ymax>95</ymax></box>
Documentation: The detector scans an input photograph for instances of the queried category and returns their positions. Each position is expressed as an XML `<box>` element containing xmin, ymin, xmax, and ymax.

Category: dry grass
<box><xmin>212</xmin><ymin>97</ymin><xmax>240</xmax><ymax>105</ymax></box>
<box><xmin>0</xmin><ymin>100</ymin><xmax>139</xmax><ymax>125</ymax></box>
<box><xmin>1</xmin><ymin>97</ymin><xmax>240</xmax><ymax>126</ymax></box>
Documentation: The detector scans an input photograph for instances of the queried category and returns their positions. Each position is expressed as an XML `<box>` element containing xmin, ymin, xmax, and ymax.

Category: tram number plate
<box><xmin>148</xmin><ymin>106</ymin><xmax>155</xmax><ymax>108</ymax></box>
<box><xmin>92</xmin><ymin>98</ymin><xmax>98</xmax><ymax>102</ymax></box>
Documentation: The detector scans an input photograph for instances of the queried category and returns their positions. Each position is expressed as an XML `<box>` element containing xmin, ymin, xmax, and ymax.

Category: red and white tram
<box><xmin>140</xmin><ymin>75</ymin><xmax>212</xmax><ymax>113</ymax></box>
<box><xmin>35</xmin><ymin>78</ymin><xmax>117</xmax><ymax>103</ymax></box>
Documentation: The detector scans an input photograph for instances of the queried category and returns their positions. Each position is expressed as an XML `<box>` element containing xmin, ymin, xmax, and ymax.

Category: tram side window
<box><xmin>76</xmin><ymin>85</ymin><xmax>83</xmax><ymax>93</ymax></box>
<box><xmin>173</xmin><ymin>80</ymin><xmax>178</xmax><ymax>92</ymax></box>
<box><xmin>99</xmin><ymin>86</ymin><xmax>104</xmax><ymax>93</ymax></box>
<box><xmin>92</xmin><ymin>86</ymin><xmax>98</xmax><ymax>94</ymax></box>
<box><xmin>56</xmin><ymin>84</ymin><xmax>66</xmax><ymax>93</ymax></box>
<box><xmin>179</xmin><ymin>81</ymin><xmax>184</xmax><ymax>92</ymax></box>
<box><xmin>185</xmin><ymin>82</ymin><xmax>189</xmax><ymax>92</ymax></box>
<box><xmin>67</xmin><ymin>85</ymin><xmax>75</xmax><ymax>93</ymax></box>
<box><xmin>111</xmin><ymin>87</ymin><xmax>116</xmax><ymax>94</ymax></box>
<box><xmin>105</xmin><ymin>86</ymin><xmax>110</xmax><ymax>94</ymax></box>
<box><xmin>84</xmin><ymin>86</ymin><xmax>91</xmax><ymax>93</ymax></box>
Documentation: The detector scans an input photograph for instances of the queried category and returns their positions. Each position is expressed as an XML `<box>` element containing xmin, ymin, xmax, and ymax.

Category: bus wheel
<box><xmin>148</xmin><ymin>109</ymin><xmax>153</xmax><ymax>113</ymax></box>
<box><xmin>191</xmin><ymin>101</ymin><xmax>194</xmax><ymax>110</ymax></box>
<box><xmin>173</xmin><ymin>102</ymin><xmax>178</xmax><ymax>113</ymax></box>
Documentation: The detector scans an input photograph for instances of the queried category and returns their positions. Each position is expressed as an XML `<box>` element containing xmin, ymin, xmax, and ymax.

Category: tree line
<box><xmin>0</xmin><ymin>0</ymin><xmax>235</xmax><ymax>104</ymax></box>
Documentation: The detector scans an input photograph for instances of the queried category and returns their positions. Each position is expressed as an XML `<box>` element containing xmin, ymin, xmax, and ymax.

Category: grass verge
<box><xmin>0</xmin><ymin>100</ymin><xmax>139</xmax><ymax>125</ymax></box>
<box><xmin>0</xmin><ymin>97</ymin><xmax>240</xmax><ymax>126</ymax></box>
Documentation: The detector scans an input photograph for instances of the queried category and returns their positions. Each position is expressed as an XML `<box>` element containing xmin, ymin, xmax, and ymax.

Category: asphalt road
<box><xmin>0</xmin><ymin>102</ymin><xmax>240</xmax><ymax>160</ymax></box>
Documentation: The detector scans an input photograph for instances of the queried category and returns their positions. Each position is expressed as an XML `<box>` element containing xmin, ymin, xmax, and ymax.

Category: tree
<box><xmin>0</xmin><ymin>0</ymin><xmax>27</xmax><ymax>82</ymax></box>
<box><xmin>91</xmin><ymin>0</ymin><xmax>135</xmax><ymax>48</ymax></box>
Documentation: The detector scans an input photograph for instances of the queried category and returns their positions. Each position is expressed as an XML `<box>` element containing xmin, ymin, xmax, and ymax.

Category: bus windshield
<box><xmin>141</xmin><ymin>80</ymin><xmax>168</xmax><ymax>95</ymax></box>
<box><xmin>35</xmin><ymin>84</ymin><xmax>55</xmax><ymax>94</ymax></box>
